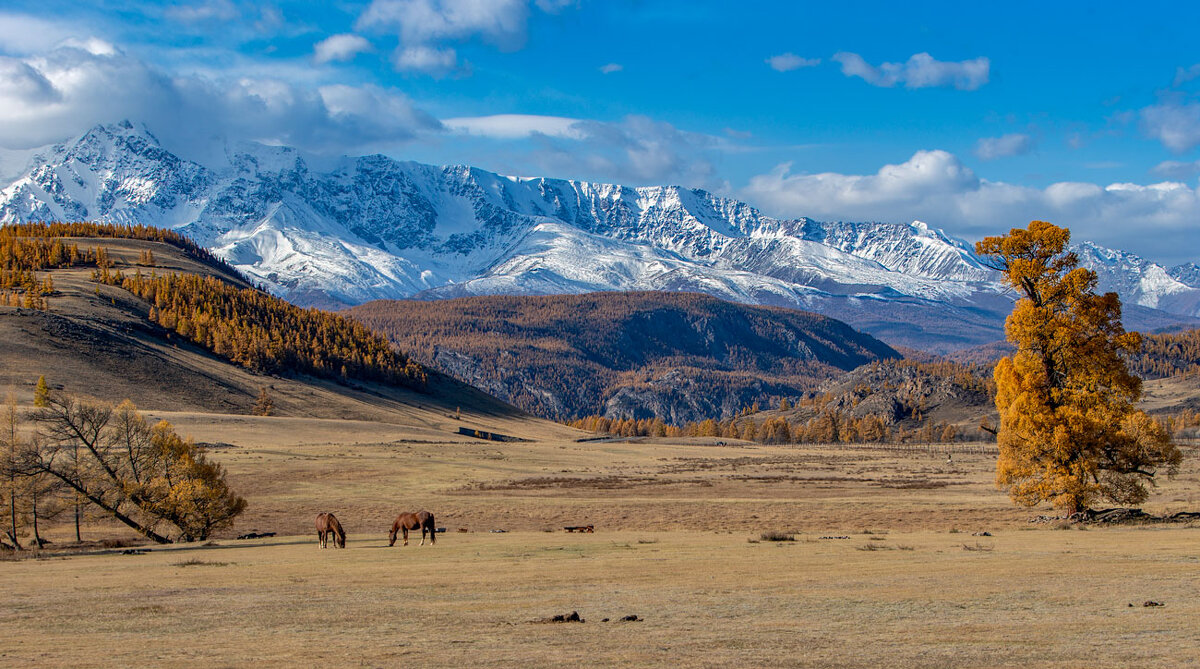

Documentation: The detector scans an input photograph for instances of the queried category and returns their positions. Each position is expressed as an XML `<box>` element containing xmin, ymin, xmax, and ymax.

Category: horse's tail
<box><xmin>426</xmin><ymin>511</ymin><xmax>436</xmax><ymax>544</ymax></box>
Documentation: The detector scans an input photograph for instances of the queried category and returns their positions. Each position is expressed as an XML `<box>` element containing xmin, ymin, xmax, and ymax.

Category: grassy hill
<box><xmin>346</xmin><ymin>292</ymin><xmax>900</xmax><ymax>422</ymax></box>
<box><xmin>0</xmin><ymin>225</ymin><xmax>540</xmax><ymax>436</ymax></box>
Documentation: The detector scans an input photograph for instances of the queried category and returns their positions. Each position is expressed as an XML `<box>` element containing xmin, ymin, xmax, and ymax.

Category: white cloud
<box><xmin>356</xmin><ymin>0</ymin><xmax>579</xmax><ymax>75</ymax></box>
<box><xmin>599</xmin><ymin>63</ymin><xmax>622</xmax><ymax>74</ymax></box>
<box><xmin>0</xmin><ymin>57</ymin><xmax>60</xmax><ymax>108</ymax></box>
<box><xmin>832</xmin><ymin>52</ymin><xmax>989</xmax><ymax>91</ymax></box>
<box><xmin>357</xmin><ymin>0</ymin><xmax>530</xmax><ymax>50</ymax></box>
<box><xmin>393</xmin><ymin>45</ymin><xmax>460</xmax><ymax>76</ymax></box>
<box><xmin>765</xmin><ymin>53</ymin><xmax>820</xmax><ymax>72</ymax></box>
<box><xmin>164</xmin><ymin>0</ymin><xmax>239</xmax><ymax>23</ymax></box>
<box><xmin>975</xmin><ymin>133</ymin><xmax>1033</xmax><ymax>160</ymax></box>
<box><xmin>0</xmin><ymin>13</ymin><xmax>83</xmax><ymax>55</ymax></box>
<box><xmin>313</xmin><ymin>34</ymin><xmax>372</xmax><ymax>65</ymax></box>
<box><xmin>443</xmin><ymin>114</ymin><xmax>585</xmax><ymax>139</ymax></box>
<box><xmin>1152</xmin><ymin>159</ymin><xmax>1200</xmax><ymax>180</ymax></box>
<box><xmin>0</xmin><ymin>41</ymin><xmax>442</xmax><ymax>157</ymax></box>
<box><xmin>526</xmin><ymin>115</ymin><xmax>725</xmax><ymax>189</ymax></box>
<box><xmin>742</xmin><ymin>150</ymin><xmax>1200</xmax><ymax>265</ymax></box>
<box><xmin>1140</xmin><ymin>99</ymin><xmax>1200</xmax><ymax>153</ymax></box>
<box><xmin>1174</xmin><ymin>64</ymin><xmax>1200</xmax><ymax>87</ymax></box>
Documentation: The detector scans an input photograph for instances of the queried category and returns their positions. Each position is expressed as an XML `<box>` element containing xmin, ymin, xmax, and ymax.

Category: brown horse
<box><xmin>315</xmin><ymin>512</ymin><xmax>346</xmax><ymax>549</ymax></box>
<box><xmin>389</xmin><ymin>510</ymin><xmax>436</xmax><ymax>546</ymax></box>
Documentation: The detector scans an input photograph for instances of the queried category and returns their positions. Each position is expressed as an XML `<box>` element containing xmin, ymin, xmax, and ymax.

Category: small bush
<box><xmin>759</xmin><ymin>532</ymin><xmax>795</xmax><ymax>542</ymax></box>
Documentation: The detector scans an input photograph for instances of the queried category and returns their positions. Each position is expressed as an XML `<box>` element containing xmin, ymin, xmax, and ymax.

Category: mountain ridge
<box><xmin>347</xmin><ymin>291</ymin><xmax>900</xmax><ymax>422</ymax></box>
<box><xmin>2</xmin><ymin>121</ymin><xmax>1197</xmax><ymax>351</ymax></box>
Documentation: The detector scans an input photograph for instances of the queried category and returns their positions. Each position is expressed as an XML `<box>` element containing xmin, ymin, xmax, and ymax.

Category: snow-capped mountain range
<box><xmin>2</xmin><ymin>121</ymin><xmax>1197</xmax><ymax>351</ymax></box>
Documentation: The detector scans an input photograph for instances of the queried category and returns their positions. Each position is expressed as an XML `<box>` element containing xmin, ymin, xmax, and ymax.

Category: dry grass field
<box><xmin>4</xmin><ymin>409</ymin><xmax>1200</xmax><ymax>667</ymax></box>
<box><xmin>4</xmin><ymin>237</ymin><xmax>1200</xmax><ymax>666</ymax></box>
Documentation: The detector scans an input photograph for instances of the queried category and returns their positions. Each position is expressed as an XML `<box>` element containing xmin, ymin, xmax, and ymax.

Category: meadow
<box><xmin>4</xmin><ymin>411</ymin><xmax>1199</xmax><ymax>667</ymax></box>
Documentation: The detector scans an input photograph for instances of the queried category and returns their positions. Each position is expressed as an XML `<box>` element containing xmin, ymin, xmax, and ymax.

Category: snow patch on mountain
<box><xmin>0</xmin><ymin>121</ymin><xmax>1196</xmax><ymax>348</ymax></box>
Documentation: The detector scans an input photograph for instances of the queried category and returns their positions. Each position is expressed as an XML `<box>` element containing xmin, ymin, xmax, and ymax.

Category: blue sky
<box><xmin>1</xmin><ymin>1</ymin><xmax>1199</xmax><ymax>265</ymax></box>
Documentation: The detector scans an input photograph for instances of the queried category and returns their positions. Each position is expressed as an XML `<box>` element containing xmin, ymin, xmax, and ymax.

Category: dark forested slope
<box><xmin>347</xmin><ymin>291</ymin><xmax>899</xmax><ymax>422</ymax></box>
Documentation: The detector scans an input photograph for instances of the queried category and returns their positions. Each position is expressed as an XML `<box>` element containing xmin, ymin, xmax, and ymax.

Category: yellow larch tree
<box><xmin>976</xmin><ymin>221</ymin><xmax>1181</xmax><ymax>514</ymax></box>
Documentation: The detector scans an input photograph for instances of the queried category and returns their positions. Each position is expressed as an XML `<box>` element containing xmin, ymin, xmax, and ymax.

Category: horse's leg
<box><xmin>403</xmin><ymin>527</ymin><xmax>409</xmax><ymax>546</ymax></box>
<box><xmin>420</xmin><ymin>525</ymin><xmax>425</xmax><ymax>546</ymax></box>
<box><xmin>317</xmin><ymin>530</ymin><xmax>324</xmax><ymax>549</ymax></box>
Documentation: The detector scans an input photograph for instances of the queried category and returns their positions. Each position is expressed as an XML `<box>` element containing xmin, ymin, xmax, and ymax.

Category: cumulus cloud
<box><xmin>524</xmin><ymin>115</ymin><xmax>726</xmax><ymax>189</ymax></box>
<box><xmin>832</xmin><ymin>52</ymin><xmax>990</xmax><ymax>91</ymax></box>
<box><xmin>313</xmin><ymin>34</ymin><xmax>372</xmax><ymax>65</ymax></box>
<box><xmin>1140</xmin><ymin>98</ymin><xmax>1200</xmax><ymax>153</ymax></box>
<box><xmin>599</xmin><ymin>63</ymin><xmax>622</xmax><ymax>74</ymax></box>
<box><xmin>975</xmin><ymin>133</ymin><xmax>1034</xmax><ymax>160</ymax></box>
<box><xmin>0</xmin><ymin>40</ymin><xmax>441</xmax><ymax>158</ymax></box>
<box><xmin>440</xmin><ymin>115</ymin><xmax>728</xmax><ymax>189</ymax></box>
<box><xmin>357</xmin><ymin>0</ymin><xmax>530</xmax><ymax>50</ymax></box>
<box><xmin>356</xmin><ymin>0</ymin><xmax>578</xmax><ymax>75</ymax></box>
<box><xmin>765</xmin><ymin>53</ymin><xmax>820</xmax><ymax>72</ymax></box>
<box><xmin>0</xmin><ymin>13</ymin><xmax>82</xmax><ymax>55</ymax></box>
<box><xmin>742</xmin><ymin>150</ymin><xmax>1200</xmax><ymax>265</ymax></box>
<box><xmin>393</xmin><ymin>45</ymin><xmax>460</xmax><ymax>76</ymax></box>
<box><xmin>1152</xmin><ymin>159</ymin><xmax>1200</xmax><ymax>180</ymax></box>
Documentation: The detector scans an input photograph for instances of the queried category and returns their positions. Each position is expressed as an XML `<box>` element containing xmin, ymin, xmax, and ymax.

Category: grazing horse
<box><xmin>315</xmin><ymin>512</ymin><xmax>346</xmax><ymax>549</ymax></box>
<box><xmin>389</xmin><ymin>510</ymin><xmax>436</xmax><ymax>546</ymax></box>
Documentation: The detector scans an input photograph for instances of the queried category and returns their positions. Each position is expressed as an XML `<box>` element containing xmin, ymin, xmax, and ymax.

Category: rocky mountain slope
<box><xmin>2</xmin><ymin>121</ymin><xmax>1197</xmax><ymax>351</ymax></box>
<box><xmin>347</xmin><ymin>291</ymin><xmax>899</xmax><ymax>422</ymax></box>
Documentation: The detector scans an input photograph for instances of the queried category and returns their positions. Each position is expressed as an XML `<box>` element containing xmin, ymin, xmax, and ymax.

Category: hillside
<box><xmin>0</xmin><ymin>225</ymin><xmax>541</xmax><ymax>438</ymax></box>
<box><xmin>3</xmin><ymin>122</ymin><xmax>1199</xmax><ymax>352</ymax></box>
<box><xmin>347</xmin><ymin>292</ymin><xmax>899</xmax><ymax>422</ymax></box>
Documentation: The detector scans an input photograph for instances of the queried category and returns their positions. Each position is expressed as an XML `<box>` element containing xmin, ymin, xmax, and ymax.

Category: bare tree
<box><xmin>1</xmin><ymin>393</ymin><xmax>23</xmax><ymax>549</ymax></box>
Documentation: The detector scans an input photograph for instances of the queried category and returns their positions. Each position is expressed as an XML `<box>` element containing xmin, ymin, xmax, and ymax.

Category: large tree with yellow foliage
<box><xmin>976</xmin><ymin>221</ymin><xmax>1181</xmax><ymax>514</ymax></box>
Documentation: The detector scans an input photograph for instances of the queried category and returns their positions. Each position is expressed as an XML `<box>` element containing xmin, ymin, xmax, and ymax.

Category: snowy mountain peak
<box><xmin>0</xmin><ymin>121</ymin><xmax>1196</xmax><ymax>350</ymax></box>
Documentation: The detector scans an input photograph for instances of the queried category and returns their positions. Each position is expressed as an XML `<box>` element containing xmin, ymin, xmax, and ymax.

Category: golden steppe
<box><xmin>2</xmin><ymin>238</ymin><xmax>1199</xmax><ymax>666</ymax></box>
<box><xmin>3</xmin><ymin>406</ymin><xmax>1199</xmax><ymax>668</ymax></box>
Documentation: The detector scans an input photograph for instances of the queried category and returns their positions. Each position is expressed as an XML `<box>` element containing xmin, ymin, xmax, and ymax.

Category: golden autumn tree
<box><xmin>28</xmin><ymin>396</ymin><xmax>245</xmax><ymax>543</ymax></box>
<box><xmin>976</xmin><ymin>221</ymin><xmax>1181</xmax><ymax>514</ymax></box>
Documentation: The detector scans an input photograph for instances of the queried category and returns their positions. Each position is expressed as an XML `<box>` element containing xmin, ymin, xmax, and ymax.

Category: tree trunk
<box><xmin>105</xmin><ymin>505</ymin><xmax>172</xmax><ymax>544</ymax></box>
<box><xmin>8</xmin><ymin>486</ymin><xmax>17</xmax><ymax>549</ymax></box>
<box><xmin>44</xmin><ymin>469</ymin><xmax>172</xmax><ymax>545</ymax></box>
<box><xmin>31</xmin><ymin>491</ymin><xmax>41</xmax><ymax>549</ymax></box>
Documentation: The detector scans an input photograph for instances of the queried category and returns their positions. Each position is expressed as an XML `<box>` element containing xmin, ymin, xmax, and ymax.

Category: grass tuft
<box><xmin>759</xmin><ymin>532</ymin><xmax>795</xmax><ymax>542</ymax></box>
<box><xmin>172</xmin><ymin>558</ymin><xmax>231</xmax><ymax>567</ymax></box>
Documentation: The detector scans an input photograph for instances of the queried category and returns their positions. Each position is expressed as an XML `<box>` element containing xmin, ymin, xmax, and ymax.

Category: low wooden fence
<box><xmin>796</xmin><ymin>441</ymin><xmax>999</xmax><ymax>456</ymax></box>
